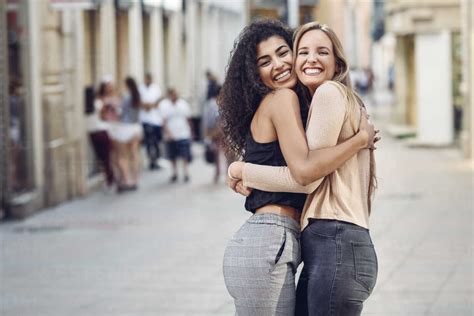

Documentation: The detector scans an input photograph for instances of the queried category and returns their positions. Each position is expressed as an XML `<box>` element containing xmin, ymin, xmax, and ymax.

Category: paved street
<box><xmin>1</xmin><ymin>100</ymin><xmax>473</xmax><ymax>315</ymax></box>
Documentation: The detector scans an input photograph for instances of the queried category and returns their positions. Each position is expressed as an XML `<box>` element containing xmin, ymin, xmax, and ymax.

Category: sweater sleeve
<box><xmin>242</xmin><ymin>163</ymin><xmax>322</xmax><ymax>194</ymax></box>
<box><xmin>241</xmin><ymin>82</ymin><xmax>347</xmax><ymax>193</ymax></box>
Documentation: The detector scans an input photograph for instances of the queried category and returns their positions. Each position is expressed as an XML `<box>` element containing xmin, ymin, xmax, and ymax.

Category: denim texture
<box><xmin>142</xmin><ymin>123</ymin><xmax>162</xmax><ymax>164</ymax></box>
<box><xmin>296</xmin><ymin>219</ymin><xmax>378</xmax><ymax>316</ymax></box>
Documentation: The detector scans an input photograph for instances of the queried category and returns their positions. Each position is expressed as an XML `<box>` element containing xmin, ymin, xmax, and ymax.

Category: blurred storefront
<box><xmin>1</xmin><ymin>0</ymin><xmax>8</xmax><ymax>219</ymax></box>
<box><xmin>2</xmin><ymin>0</ymin><xmax>41</xmax><ymax>218</ymax></box>
<box><xmin>385</xmin><ymin>0</ymin><xmax>463</xmax><ymax>147</ymax></box>
<box><xmin>460</xmin><ymin>0</ymin><xmax>473</xmax><ymax>159</ymax></box>
<box><xmin>249</xmin><ymin>0</ymin><xmax>318</xmax><ymax>28</ymax></box>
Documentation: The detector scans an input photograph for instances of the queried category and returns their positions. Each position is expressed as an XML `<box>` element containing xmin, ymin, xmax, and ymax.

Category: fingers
<box><xmin>227</xmin><ymin>177</ymin><xmax>251</xmax><ymax>196</ymax></box>
<box><xmin>235</xmin><ymin>181</ymin><xmax>252</xmax><ymax>196</ymax></box>
<box><xmin>227</xmin><ymin>178</ymin><xmax>239</xmax><ymax>192</ymax></box>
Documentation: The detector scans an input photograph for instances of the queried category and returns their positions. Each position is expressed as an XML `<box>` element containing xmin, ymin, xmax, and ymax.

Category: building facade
<box><xmin>460</xmin><ymin>0</ymin><xmax>473</xmax><ymax>159</ymax></box>
<box><xmin>385</xmin><ymin>0</ymin><xmax>464</xmax><ymax>147</ymax></box>
<box><xmin>0</xmin><ymin>0</ymin><xmax>246</xmax><ymax>219</ymax></box>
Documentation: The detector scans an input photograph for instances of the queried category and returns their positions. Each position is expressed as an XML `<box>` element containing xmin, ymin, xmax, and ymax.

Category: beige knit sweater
<box><xmin>242</xmin><ymin>81</ymin><xmax>372</xmax><ymax>230</ymax></box>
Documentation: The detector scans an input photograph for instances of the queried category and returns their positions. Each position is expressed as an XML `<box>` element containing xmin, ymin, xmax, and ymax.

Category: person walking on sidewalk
<box><xmin>85</xmin><ymin>82</ymin><xmax>115</xmax><ymax>188</ymax></box>
<box><xmin>228</xmin><ymin>22</ymin><xmax>379</xmax><ymax>316</ymax></box>
<box><xmin>202</xmin><ymin>86</ymin><xmax>224</xmax><ymax>183</ymax></box>
<box><xmin>219</xmin><ymin>20</ymin><xmax>376</xmax><ymax>316</ymax></box>
<box><xmin>109</xmin><ymin>77</ymin><xmax>143</xmax><ymax>192</ymax></box>
<box><xmin>139</xmin><ymin>73</ymin><xmax>163</xmax><ymax>170</ymax></box>
<box><xmin>159</xmin><ymin>88</ymin><xmax>193</xmax><ymax>183</ymax></box>
<box><xmin>205</xmin><ymin>70</ymin><xmax>220</xmax><ymax>102</ymax></box>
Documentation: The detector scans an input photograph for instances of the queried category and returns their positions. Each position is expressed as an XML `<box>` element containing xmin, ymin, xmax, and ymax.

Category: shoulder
<box><xmin>178</xmin><ymin>98</ymin><xmax>190</xmax><ymax>108</ymax></box>
<box><xmin>151</xmin><ymin>83</ymin><xmax>161</xmax><ymax>93</ymax></box>
<box><xmin>177</xmin><ymin>99</ymin><xmax>191</xmax><ymax>113</ymax></box>
<box><xmin>315</xmin><ymin>81</ymin><xmax>346</xmax><ymax>99</ymax></box>
<box><xmin>268</xmin><ymin>88</ymin><xmax>299</xmax><ymax>101</ymax></box>
<box><xmin>159</xmin><ymin>99</ymin><xmax>171</xmax><ymax>108</ymax></box>
<box><xmin>123</xmin><ymin>93</ymin><xmax>132</xmax><ymax>102</ymax></box>
<box><xmin>310</xmin><ymin>81</ymin><xmax>348</xmax><ymax>116</ymax></box>
<box><xmin>261</xmin><ymin>88</ymin><xmax>299</xmax><ymax>111</ymax></box>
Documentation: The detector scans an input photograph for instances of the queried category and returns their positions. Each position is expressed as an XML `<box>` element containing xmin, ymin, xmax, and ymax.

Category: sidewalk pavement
<box><xmin>0</xmin><ymin>98</ymin><xmax>472</xmax><ymax>315</ymax></box>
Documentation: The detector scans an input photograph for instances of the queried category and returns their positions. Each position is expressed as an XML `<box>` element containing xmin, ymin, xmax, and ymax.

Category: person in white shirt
<box><xmin>139</xmin><ymin>73</ymin><xmax>163</xmax><ymax>170</ymax></box>
<box><xmin>159</xmin><ymin>88</ymin><xmax>193</xmax><ymax>183</ymax></box>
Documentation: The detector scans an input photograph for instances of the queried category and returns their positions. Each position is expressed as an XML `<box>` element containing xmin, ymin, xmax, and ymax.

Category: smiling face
<box><xmin>256</xmin><ymin>36</ymin><xmax>297</xmax><ymax>90</ymax></box>
<box><xmin>295</xmin><ymin>29</ymin><xmax>337</xmax><ymax>95</ymax></box>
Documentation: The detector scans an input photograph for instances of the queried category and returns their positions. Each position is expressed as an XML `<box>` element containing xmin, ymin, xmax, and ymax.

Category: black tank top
<box><xmin>243</xmin><ymin>133</ymin><xmax>307</xmax><ymax>213</ymax></box>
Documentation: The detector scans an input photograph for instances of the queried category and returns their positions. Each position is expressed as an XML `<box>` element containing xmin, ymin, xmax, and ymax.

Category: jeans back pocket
<box><xmin>351</xmin><ymin>242</ymin><xmax>378</xmax><ymax>293</ymax></box>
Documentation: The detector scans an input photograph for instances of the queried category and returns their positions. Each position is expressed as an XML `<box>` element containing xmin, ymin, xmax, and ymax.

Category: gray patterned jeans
<box><xmin>223</xmin><ymin>213</ymin><xmax>301</xmax><ymax>316</ymax></box>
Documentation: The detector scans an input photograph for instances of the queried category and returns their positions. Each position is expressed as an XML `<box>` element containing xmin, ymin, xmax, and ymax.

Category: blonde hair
<box><xmin>293</xmin><ymin>22</ymin><xmax>377</xmax><ymax>213</ymax></box>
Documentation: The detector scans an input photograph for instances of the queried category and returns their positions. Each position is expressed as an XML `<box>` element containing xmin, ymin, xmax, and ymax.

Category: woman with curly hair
<box><xmin>228</xmin><ymin>22</ymin><xmax>379</xmax><ymax>316</ymax></box>
<box><xmin>220</xmin><ymin>20</ymin><xmax>375</xmax><ymax>315</ymax></box>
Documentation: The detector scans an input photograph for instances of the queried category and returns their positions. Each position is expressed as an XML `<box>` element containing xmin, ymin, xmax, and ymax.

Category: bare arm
<box><xmin>250</xmin><ymin>88</ymin><xmax>370</xmax><ymax>186</ymax></box>
<box><xmin>229</xmin><ymin>83</ymin><xmax>375</xmax><ymax>195</ymax></box>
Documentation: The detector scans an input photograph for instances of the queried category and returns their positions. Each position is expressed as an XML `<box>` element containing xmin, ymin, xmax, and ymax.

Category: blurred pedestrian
<box><xmin>85</xmin><ymin>81</ymin><xmax>115</xmax><ymax>189</ymax></box>
<box><xmin>139</xmin><ymin>72</ymin><xmax>163</xmax><ymax>170</ymax></box>
<box><xmin>100</xmin><ymin>75</ymin><xmax>121</xmax><ymax>122</ymax></box>
<box><xmin>202</xmin><ymin>86</ymin><xmax>224</xmax><ymax>183</ymax></box>
<box><xmin>159</xmin><ymin>88</ymin><xmax>193</xmax><ymax>183</ymax></box>
<box><xmin>109</xmin><ymin>77</ymin><xmax>143</xmax><ymax>192</ymax></box>
<box><xmin>9</xmin><ymin>81</ymin><xmax>22</xmax><ymax>191</ymax></box>
<box><xmin>388</xmin><ymin>64</ymin><xmax>395</xmax><ymax>91</ymax></box>
<box><xmin>205</xmin><ymin>70</ymin><xmax>220</xmax><ymax>101</ymax></box>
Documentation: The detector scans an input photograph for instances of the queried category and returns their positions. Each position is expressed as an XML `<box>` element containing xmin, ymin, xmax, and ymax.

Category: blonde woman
<box><xmin>229</xmin><ymin>22</ymin><xmax>379</xmax><ymax>315</ymax></box>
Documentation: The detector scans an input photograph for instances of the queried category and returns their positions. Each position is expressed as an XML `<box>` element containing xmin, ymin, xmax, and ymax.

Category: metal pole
<box><xmin>0</xmin><ymin>0</ymin><xmax>11</xmax><ymax>218</ymax></box>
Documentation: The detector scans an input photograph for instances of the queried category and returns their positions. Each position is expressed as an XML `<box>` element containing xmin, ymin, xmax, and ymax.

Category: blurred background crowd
<box><xmin>0</xmin><ymin>0</ymin><xmax>473</xmax><ymax>219</ymax></box>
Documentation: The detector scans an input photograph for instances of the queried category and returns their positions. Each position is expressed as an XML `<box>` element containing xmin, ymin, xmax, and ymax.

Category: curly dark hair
<box><xmin>218</xmin><ymin>19</ymin><xmax>293</xmax><ymax>159</ymax></box>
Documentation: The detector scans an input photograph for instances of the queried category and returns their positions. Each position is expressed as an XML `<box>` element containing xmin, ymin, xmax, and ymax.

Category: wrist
<box><xmin>228</xmin><ymin>162</ymin><xmax>243</xmax><ymax>181</ymax></box>
<box><xmin>356</xmin><ymin>130</ymin><xmax>369</xmax><ymax>148</ymax></box>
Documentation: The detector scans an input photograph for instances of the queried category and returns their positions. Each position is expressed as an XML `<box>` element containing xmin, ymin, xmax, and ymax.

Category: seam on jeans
<box><xmin>330</xmin><ymin>227</ymin><xmax>342</xmax><ymax>315</ymax></box>
<box><xmin>274</xmin><ymin>228</ymin><xmax>287</xmax><ymax>265</ymax></box>
<box><xmin>328</xmin><ymin>225</ymin><xmax>340</xmax><ymax>316</ymax></box>
<box><xmin>269</xmin><ymin>227</ymin><xmax>287</xmax><ymax>273</ymax></box>
<box><xmin>336</xmin><ymin>230</ymin><xmax>342</xmax><ymax>265</ymax></box>
<box><xmin>329</xmin><ymin>252</ymin><xmax>339</xmax><ymax>316</ymax></box>
<box><xmin>304</xmin><ymin>220</ymin><xmax>337</xmax><ymax>239</ymax></box>
<box><xmin>351</xmin><ymin>242</ymin><xmax>376</xmax><ymax>293</ymax></box>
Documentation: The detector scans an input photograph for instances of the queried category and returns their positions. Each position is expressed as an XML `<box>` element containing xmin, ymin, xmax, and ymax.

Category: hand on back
<box><xmin>359</xmin><ymin>107</ymin><xmax>380</xmax><ymax>150</ymax></box>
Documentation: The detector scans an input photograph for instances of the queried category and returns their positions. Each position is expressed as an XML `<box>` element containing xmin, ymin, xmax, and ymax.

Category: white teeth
<box><xmin>275</xmin><ymin>70</ymin><xmax>290</xmax><ymax>81</ymax></box>
<box><xmin>305</xmin><ymin>68</ymin><xmax>322</xmax><ymax>75</ymax></box>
